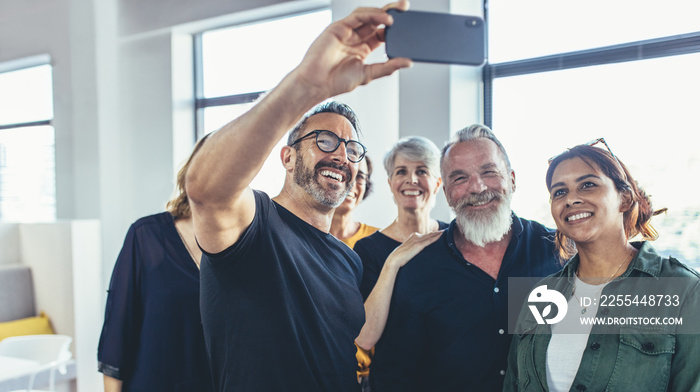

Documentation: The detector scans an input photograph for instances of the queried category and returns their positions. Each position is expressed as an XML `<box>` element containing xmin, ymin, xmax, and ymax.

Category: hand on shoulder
<box><xmin>385</xmin><ymin>230</ymin><xmax>444</xmax><ymax>269</ymax></box>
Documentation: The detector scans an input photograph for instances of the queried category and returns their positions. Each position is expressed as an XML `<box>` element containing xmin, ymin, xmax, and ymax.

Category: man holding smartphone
<box><xmin>186</xmin><ymin>2</ymin><xmax>412</xmax><ymax>391</ymax></box>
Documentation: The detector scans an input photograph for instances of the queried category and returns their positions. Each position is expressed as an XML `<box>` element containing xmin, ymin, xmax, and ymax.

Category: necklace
<box><xmin>572</xmin><ymin>249</ymin><xmax>632</xmax><ymax>314</ymax></box>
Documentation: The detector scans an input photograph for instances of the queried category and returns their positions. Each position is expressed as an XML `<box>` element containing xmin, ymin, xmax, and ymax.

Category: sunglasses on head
<box><xmin>548</xmin><ymin>137</ymin><xmax>628</xmax><ymax>182</ymax></box>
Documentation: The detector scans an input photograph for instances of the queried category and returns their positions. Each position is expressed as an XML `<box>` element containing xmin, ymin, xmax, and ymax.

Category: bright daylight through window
<box><xmin>0</xmin><ymin>62</ymin><xmax>55</xmax><ymax>222</ymax></box>
<box><xmin>195</xmin><ymin>9</ymin><xmax>331</xmax><ymax>195</ymax></box>
<box><xmin>487</xmin><ymin>0</ymin><xmax>700</xmax><ymax>267</ymax></box>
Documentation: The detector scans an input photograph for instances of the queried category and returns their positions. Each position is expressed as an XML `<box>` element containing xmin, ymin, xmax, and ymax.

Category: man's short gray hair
<box><xmin>287</xmin><ymin>101</ymin><xmax>361</xmax><ymax>147</ymax></box>
<box><xmin>440</xmin><ymin>124</ymin><xmax>512</xmax><ymax>173</ymax></box>
<box><xmin>384</xmin><ymin>136</ymin><xmax>441</xmax><ymax>178</ymax></box>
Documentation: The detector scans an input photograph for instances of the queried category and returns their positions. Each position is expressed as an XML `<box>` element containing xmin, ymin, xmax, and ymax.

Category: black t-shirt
<box><xmin>200</xmin><ymin>190</ymin><xmax>364</xmax><ymax>392</ymax></box>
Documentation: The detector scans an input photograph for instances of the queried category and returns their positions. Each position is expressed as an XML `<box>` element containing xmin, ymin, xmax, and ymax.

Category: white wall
<box><xmin>0</xmin><ymin>221</ymin><xmax>104</xmax><ymax>392</ymax></box>
<box><xmin>0</xmin><ymin>225</ymin><xmax>21</xmax><ymax>266</ymax></box>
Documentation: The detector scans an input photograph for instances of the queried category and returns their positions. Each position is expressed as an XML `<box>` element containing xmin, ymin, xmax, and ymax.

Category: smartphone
<box><xmin>385</xmin><ymin>9</ymin><xmax>485</xmax><ymax>66</ymax></box>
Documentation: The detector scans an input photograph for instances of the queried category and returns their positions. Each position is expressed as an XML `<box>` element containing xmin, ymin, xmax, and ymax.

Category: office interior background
<box><xmin>1</xmin><ymin>0</ymin><xmax>699</xmax><ymax>389</ymax></box>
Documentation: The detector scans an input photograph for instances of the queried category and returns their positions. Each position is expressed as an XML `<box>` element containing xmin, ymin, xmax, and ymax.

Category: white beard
<box><xmin>453</xmin><ymin>190</ymin><xmax>513</xmax><ymax>247</ymax></box>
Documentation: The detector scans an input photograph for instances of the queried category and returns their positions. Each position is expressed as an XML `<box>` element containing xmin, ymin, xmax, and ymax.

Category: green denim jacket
<box><xmin>503</xmin><ymin>242</ymin><xmax>700</xmax><ymax>392</ymax></box>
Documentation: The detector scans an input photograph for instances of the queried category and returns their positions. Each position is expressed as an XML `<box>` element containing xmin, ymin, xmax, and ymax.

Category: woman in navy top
<box><xmin>98</xmin><ymin>135</ymin><xmax>213</xmax><ymax>392</ymax></box>
<box><xmin>353</xmin><ymin>136</ymin><xmax>448</xmax><ymax>390</ymax></box>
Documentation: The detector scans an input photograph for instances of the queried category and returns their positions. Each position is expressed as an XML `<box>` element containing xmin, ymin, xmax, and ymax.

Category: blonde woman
<box><xmin>98</xmin><ymin>135</ymin><xmax>213</xmax><ymax>392</ymax></box>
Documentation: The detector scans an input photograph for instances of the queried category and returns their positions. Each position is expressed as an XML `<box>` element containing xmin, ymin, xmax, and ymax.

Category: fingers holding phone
<box><xmin>351</xmin><ymin>0</ymin><xmax>410</xmax><ymax>43</ymax></box>
<box><xmin>293</xmin><ymin>2</ymin><xmax>413</xmax><ymax>99</ymax></box>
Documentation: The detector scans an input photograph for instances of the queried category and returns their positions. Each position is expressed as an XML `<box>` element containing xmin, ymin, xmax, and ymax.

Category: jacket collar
<box><xmin>560</xmin><ymin>241</ymin><xmax>664</xmax><ymax>280</ymax></box>
<box><xmin>516</xmin><ymin>242</ymin><xmax>665</xmax><ymax>336</ymax></box>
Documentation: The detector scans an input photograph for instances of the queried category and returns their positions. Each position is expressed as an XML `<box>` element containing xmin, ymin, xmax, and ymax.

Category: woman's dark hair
<box><xmin>546</xmin><ymin>144</ymin><xmax>666</xmax><ymax>260</ymax></box>
<box><xmin>363</xmin><ymin>155</ymin><xmax>373</xmax><ymax>200</ymax></box>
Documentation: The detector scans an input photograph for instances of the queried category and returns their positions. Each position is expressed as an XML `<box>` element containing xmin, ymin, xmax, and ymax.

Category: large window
<box><xmin>486</xmin><ymin>1</ymin><xmax>700</xmax><ymax>266</ymax></box>
<box><xmin>194</xmin><ymin>9</ymin><xmax>331</xmax><ymax>194</ymax></box>
<box><xmin>0</xmin><ymin>61</ymin><xmax>55</xmax><ymax>222</ymax></box>
<box><xmin>488</xmin><ymin>0</ymin><xmax>700</xmax><ymax>63</ymax></box>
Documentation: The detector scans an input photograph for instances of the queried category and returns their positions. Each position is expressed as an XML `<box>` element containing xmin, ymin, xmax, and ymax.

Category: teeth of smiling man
<box><xmin>403</xmin><ymin>190</ymin><xmax>421</xmax><ymax>196</ymax></box>
<box><xmin>469</xmin><ymin>199</ymin><xmax>490</xmax><ymax>206</ymax></box>
<box><xmin>567</xmin><ymin>212</ymin><xmax>592</xmax><ymax>222</ymax></box>
<box><xmin>320</xmin><ymin>170</ymin><xmax>343</xmax><ymax>182</ymax></box>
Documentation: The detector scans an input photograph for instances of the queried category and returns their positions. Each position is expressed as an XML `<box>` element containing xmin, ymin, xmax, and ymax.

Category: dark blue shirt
<box><xmin>370</xmin><ymin>214</ymin><xmax>561</xmax><ymax>392</ymax></box>
<box><xmin>355</xmin><ymin>221</ymin><xmax>450</xmax><ymax>301</ymax></box>
<box><xmin>98</xmin><ymin>212</ymin><xmax>213</xmax><ymax>392</ymax></box>
<box><xmin>200</xmin><ymin>191</ymin><xmax>364</xmax><ymax>392</ymax></box>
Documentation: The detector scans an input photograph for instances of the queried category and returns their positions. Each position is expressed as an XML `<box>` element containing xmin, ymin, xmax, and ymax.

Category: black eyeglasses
<box><xmin>289</xmin><ymin>130</ymin><xmax>367</xmax><ymax>163</ymax></box>
<box><xmin>548</xmin><ymin>137</ymin><xmax>627</xmax><ymax>181</ymax></box>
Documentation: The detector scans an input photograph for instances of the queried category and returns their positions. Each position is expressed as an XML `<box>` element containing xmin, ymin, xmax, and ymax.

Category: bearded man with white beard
<box><xmin>369</xmin><ymin>125</ymin><xmax>563</xmax><ymax>392</ymax></box>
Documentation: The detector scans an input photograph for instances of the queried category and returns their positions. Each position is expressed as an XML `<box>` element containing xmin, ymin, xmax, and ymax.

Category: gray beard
<box><xmin>453</xmin><ymin>190</ymin><xmax>513</xmax><ymax>247</ymax></box>
<box><xmin>293</xmin><ymin>158</ymin><xmax>351</xmax><ymax>208</ymax></box>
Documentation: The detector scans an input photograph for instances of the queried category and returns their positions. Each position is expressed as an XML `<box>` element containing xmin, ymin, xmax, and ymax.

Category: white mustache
<box><xmin>455</xmin><ymin>190</ymin><xmax>502</xmax><ymax>209</ymax></box>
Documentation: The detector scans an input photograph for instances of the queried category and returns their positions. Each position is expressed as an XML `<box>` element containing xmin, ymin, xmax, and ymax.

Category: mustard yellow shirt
<box><xmin>341</xmin><ymin>223</ymin><xmax>379</xmax><ymax>249</ymax></box>
<box><xmin>342</xmin><ymin>223</ymin><xmax>379</xmax><ymax>381</ymax></box>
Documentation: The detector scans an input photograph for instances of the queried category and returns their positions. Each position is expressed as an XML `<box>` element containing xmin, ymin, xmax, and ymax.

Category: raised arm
<box><xmin>186</xmin><ymin>1</ymin><xmax>412</xmax><ymax>254</ymax></box>
<box><xmin>355</xmin><ymin>230</ymin><xmax>443</xmax><ymax>349</ymax></box>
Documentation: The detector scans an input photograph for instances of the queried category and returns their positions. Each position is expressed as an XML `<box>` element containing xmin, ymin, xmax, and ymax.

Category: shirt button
<box><xmin>643</xmin><ymin>342</ymin><xmax>655</xmax><ymax>351</ymax></box>
<box><xmin>500</xmin><ymin>370</ymin><xmax>506</xmax><ymax>376</ymax></box>
<box><xmin>576</xmin><ymin>385</ymin><xmax>587</xmax><ymax>391</ymax></box>
<box><xmin>494</xmin><ymin>287</ymin><xmax>500</xmax><ymax>293</ymax></box>
<box><xmin>590</xmin><ymin>342</ymin><xmax>600</xmax><ymax>350</ymax></box>
<box><xmin>601</xmin><ymin>308</ymin><xmax>610</xmax><ymax>315</ymax></box>
<box><xmin>498</xmin><ymin>329</ymin><xmax>505</xmax><ymax>335</ymax></box>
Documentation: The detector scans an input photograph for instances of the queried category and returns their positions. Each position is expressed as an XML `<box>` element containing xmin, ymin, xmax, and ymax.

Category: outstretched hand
<box><xmin>355</xmin><ymin>228</ymin><xmax>443</xmax><ymax>350</ymax></box>
<box><xmin>386</xmin><ymin>230</ymin><xmax>444</xmax><ymax>269</ymax></box>
<box><xmin>291</xmin><ymin>1</ymin><xmax>413</xmax><ymax>101</ymax></box>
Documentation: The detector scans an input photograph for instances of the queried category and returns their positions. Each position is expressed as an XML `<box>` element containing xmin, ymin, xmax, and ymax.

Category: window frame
<box><xmin>192</xmin><ymin>8</ymin><xmax>330</xmax><ymax>139</ymax></box>
<box><xmin>0</xmin><ymin>120</ymin><xmax>52</xmax><ymax>131</ymax></box>
<box><xmin>482</xmin><ymin>5</ymin><xmax>700</xmax><ymax>265</ymax></box>
<box><xmin>0</xmin><ymin>55</ymin><xmax>53</xmax><ymax>131</ymax></box>
<box><xmin>483</xmin><ymin>2</ymin><xmax>700</xmax><ymax>126</ymax></box>
<box><xmin>0</xmin><ymin>58</ymin><xmax>56</xmax><ymax>222</ymax></box>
